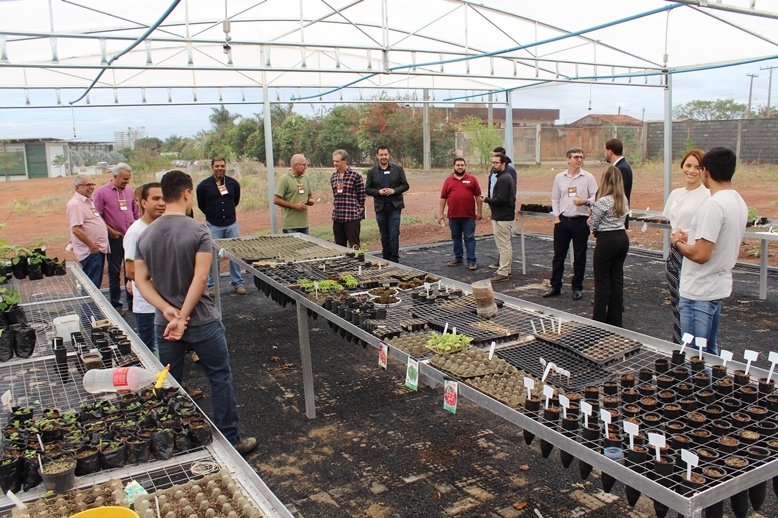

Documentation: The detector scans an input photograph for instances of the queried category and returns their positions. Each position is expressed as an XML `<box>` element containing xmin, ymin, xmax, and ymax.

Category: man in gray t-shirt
<box><xmin>134</xmin><ymin>170</ymin><xmax>256</xmax><ymax>455</ymax></box>
<box><xmin>671</xmin><ymin>147</ymin><xmax>747</xmax><ymax>355</ymax></box>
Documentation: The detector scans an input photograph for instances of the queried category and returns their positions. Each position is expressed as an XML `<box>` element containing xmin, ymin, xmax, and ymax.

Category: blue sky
<box><xmin>1</xmin><ymin>59</ymin><xmax>776</xmax><ymax>143</ymax></box>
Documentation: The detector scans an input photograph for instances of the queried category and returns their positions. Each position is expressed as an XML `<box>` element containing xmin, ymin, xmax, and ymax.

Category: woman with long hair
<box><xmin>662</xmin><ymin>149</ymin><xmax>710</xmax><ymax>343</ymax></box>
<box><xmin>589</xmin><ymin>166</ymin><xmax>630</xmax><ymax>327</ymax></box>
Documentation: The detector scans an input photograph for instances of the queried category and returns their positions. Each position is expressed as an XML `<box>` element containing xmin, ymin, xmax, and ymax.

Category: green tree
<box><xmin>209</xmin><ymin>105</ymin><xmax>238</xmax><ymax>130</ymax></box>
<box><xmin>318</xmin><ymin>105</ymin><xmax>365</xmax><ymax>165</ymax></box>
<box><xmin>134</xmin><ymin>137</ymin><xmax>163</xmax><ymax>153</ymax></box>
<box><xmin>459</xmin><ymin>116</ymin><xmax>502</xmax><ymax>166</ymax></box>
<box><xmin>52</xmin><ymin>154</ymin><xmax>67</xmax><ymax>175</ymax></box>
<box><xmin>673</xmin><ymin>99</ymin><xmax>751</xmax><ymax>120</ymax></box>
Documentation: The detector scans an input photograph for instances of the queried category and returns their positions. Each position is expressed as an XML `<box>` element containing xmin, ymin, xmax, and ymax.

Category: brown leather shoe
<box><xmin>490</xmin><ymin>274</ymin><xmax>510</xmax><ymax>283</ymax></box>
<box><xmin>183</xmin><ymin>384</ymin><xmax>204</xmax><ymax>401</ymax></box>
<box><xmin>468</xmin><ymin>263</ymin><xmax>477</xmax><ymax>270</ymax></box>
<box><xmin>447</xmin><ymin>260</ymin><xmax>462</xmax><ymax>266</ymax></box>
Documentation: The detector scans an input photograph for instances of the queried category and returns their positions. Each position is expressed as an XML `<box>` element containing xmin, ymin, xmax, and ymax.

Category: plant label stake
<box><xmin>744</xmin><ymin>349</ymin><xmax>759</xmax><ymax>375</ymax></box>
<box><xmin>89</xmin><ymin>315</ymin><xmax>96</xmax><ymax>326</ymax></box>
<box><xmin>680</xmin><ymin>333</ymin><xmax>693</xmax><ymax>354</ymax></box>
<box><xmin>695</xmin><ymin>337</ymin><xmax>706</xmax><ymax>359</ymax></box>
<box><xmin>581</xmin><ymin>401</ymin><xmax>592</xmax><ymax>428</ymax></box>
<box><xmin>524</xmin><ymin>377</ymin><xmax>535</xmax><ymax>397</ymax></box>
<box><xmin>5</xmin><ymin>490</ymin><xmax>26</xmax><ymax>510</ymax></box>
<box><xmin>378</xmin><ymin>342</ymin><xmax>388</xmax><ymax>370</ymax></box>
<box><xmin>1</xmin><ymin>390</ymin><xmax>12</xmax><ymax>412</ymax></box>
<box><xmin>531</xmin><ymin>320</ymin><xmax>538</xmax><ymax>334</ymax></box>
<box><xmin>540</xmin><ymin>319</ymin><xmax>546</xmax><ymax>333</ymax></box>
<box><xmin>405</xmin><ymin>358</ymin><xmax>419</xmax><ymax>391</ymax></box>
<box><xmin>443</xmin><ymin>323</ymin><xmax>449</xmax><ymax>335</ymax></box>
<box><xmin>424</xmin><ymin>283</ymin><xmax>431</xmax><ymax>296</ymax></box>
<box><xmin>624</xmin><ymin>421</ymin><xmax>639</xmax><ymax>450</ymax></box>
<box><xmin>720</xmin><ymin>349</ymin><xmax>733</xmax><ymax>368</ymax></box>
<box><xmin>648</xmin><ymin>432</ymin><xmax>666</xmax><ymax>462</ymax></box>
<box><xmin>488</xmin><ymin>341</ymin><xmax>496</xmax><ymax>360</ymax></box>
<box><xmin>437</xmin><ymin>280</ymin><xmax>441</xmax><ymax>290</ymax></box>
<box><xmin>767</xmin><ymin>351</ymin><xmax>778</xmax><ymax>383</ymax></box>
<box><xmin>358</xmin><ymin>265</ymin><xmax>362</xmax><ymax>276</ymax></box>
<box><xmin>542</xmin><ymin>384</ymin><xmax>554</xmax><ymax>410</ymax></box>
<box><xmin>313</xmin><ymin>281</ymin><xmax>319</xmax><ymax>297</ymax></box>
<box><xmin>681</xmin><ymin>449</ymin><xmax>698</xmax><ymax>482</ymax></box>
<box><xmin>541</xmin><ymin>362</ymin><xmax>555</xmax><ymax>383</ymax></box>
<box><xmin>600</xmin><ymin>408</ymin><xmax>612</xmax><ymax>438</ymax></box>
<box><xmin>36</xmin><ymin>434</ymin><xmax>45</xmax><ymax>451</ymax></box>
<box><xmin>443</xmin><ymin>379</ymin><xmax>458</xmax><ymax>414</ymax></box>
<box><xmin>559</xmin><ymin>394</ymin><xmax>569</xmax><ymax>419</ymax></box>
<box><xmin>452</xmin><ymin>327</ymin><xmax>456</xmax><ymax>336</ymax></box>
<box><xmin>557</xmin><ymin>318</ymin><xmax>562</xmax><ymax>335</ymax></box>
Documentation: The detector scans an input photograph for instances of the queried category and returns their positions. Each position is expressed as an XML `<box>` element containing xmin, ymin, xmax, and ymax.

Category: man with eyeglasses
<box><xmin>480</xmin><ymin>153</ymin><xmax>515</xmax><ymax>282</ymax></box>
<box><xmin>545</xmin><ymin>147</ymin><xmax>598</xmax><ymax>300</ymax></box>
<box><xmin>274</xmin><ymin>154</ymin><xmax>315</xmax><ymax>234</ymax></box>
<box><xmin>66</xmin><ymin>174</ymin><xmax>109</xmax><ymax>288</ymax></box>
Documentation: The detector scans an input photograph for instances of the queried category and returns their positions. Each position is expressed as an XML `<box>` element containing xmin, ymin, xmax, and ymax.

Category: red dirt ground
<box><xmin>1</xmin><ymin>166</ymin><xmax>776</xmax><ymax>277</ymax></box>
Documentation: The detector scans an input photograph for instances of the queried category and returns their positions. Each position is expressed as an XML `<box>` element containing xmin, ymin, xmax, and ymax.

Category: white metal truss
<box><xmin>1</xmin><ymin>0</ymin><xmax>778</xmax><ymax>108</ymax></box>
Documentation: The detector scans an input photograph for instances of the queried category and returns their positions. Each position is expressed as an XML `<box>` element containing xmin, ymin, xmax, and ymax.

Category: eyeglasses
<box><xmin>570</xmin><ymin>155</ymin><xmax>585</xmax><ymax>160</ymax></box>
<box><xmin>78</xmin><ymin>183</ymin><xmax>96</xmax><ymax>187</ymax></box>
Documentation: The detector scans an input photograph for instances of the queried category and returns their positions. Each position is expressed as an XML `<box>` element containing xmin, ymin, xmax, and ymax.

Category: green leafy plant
<box><xmin>425</xmin><ymin>331</ymin><xmax>473</xmax><ymax>353</ymax></box>
<box><xmin>341</xmin><ymin>274</ymin><xmax>360</xmax><ymax>289</ymax></box>
<box><xmin>0</xmin><ymin>286</ymin><xmax>20</xmax><ymax>311</ymax></box>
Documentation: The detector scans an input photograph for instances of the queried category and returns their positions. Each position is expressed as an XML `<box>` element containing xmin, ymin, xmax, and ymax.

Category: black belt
<box><xmin>559</xmin><ymin>215</ymin><xmax>586</xmax><ymax>221</ymax></box>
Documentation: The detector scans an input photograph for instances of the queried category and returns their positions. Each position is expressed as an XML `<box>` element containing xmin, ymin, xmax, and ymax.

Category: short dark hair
<box><xmin>211</xmin><ymin>156</ymin><xmax>226</xmax><ymax>166</ymax></box>
<box><xmin>701</xmin><ymin>147</ymin><xmax>737</xmax><ymax>182</ymax></box>
<box><xmin>161</xmin><ymin>170</ymin><xmax>193</xmax><ymax>203</ymax></box>
<box><xmin>453</xmin><ymin>157</ymin><xmax>466</xmax><ymax>166</ymax></box>
<box><xmin>140</xmin><ymin>182</ymin><xmax>161</xmax><ymax>201</ymax></box>
<box><xmin>604</xmin><ymin>138</ymin><xmax>624</xmax><ymax>156</ymax></box>
<box><xmin>376</xmin><ymin>145</ymin><xmax>389</xmax><ymax>154</ymax></box>
<box><xmin>493</xmin><ymin>153</ymin><xmax>509</xmax><ymax>165</ymax></box>
<box><xmin>493</xmin><ymin>146</ymin><xmax>506</xmax><ymax>154</ymax></box>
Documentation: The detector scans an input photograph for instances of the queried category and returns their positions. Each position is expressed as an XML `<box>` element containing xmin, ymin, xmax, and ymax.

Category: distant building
<box><xmin>451</xmin><ymin>105</ymin><xmax>559</xmax><ymax>127</ymax></box>
<box><xmin>0</xmin><ymin>138</ymin><xmax>113</xmax><ymax>181</ymax></box>
<box><xmin>114</xmin><ymin>127</ymin><xmax>146</xmax><ymax>149</ymax></box>
<box><xmin>566</xmin><ymin>114</ymin><xmax>643</xmax><ymax>127</ymax></box>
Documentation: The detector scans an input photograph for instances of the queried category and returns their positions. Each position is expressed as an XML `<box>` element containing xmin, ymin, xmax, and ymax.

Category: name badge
<box><xmin>218</xmin><ymin>183</ymin><xmax>228</xmax><ymax>195</ymax></box>
<box><xmin>567</xmin><ymin>186</ymin><xmax>577</xmax><ymax>198</ymax></box>
<box><xmin>463</xmin><ymin>180</ymin><xmax>470</xmax><ymax>184</ymax></box>
<box><xmin>383</xmin><ymin>171</ymin><xmax>390</xmax><ymax>175</ymax></box>
<box><xmin>337</xmin><ymin>188</ymin><xmax>344</xmax><ymax>194</ymax></box>
<box><xmin>90</xmin><ymin>206</ymin><xmax>99</xmax><ymax>216</ymax></box>
<box><xmin>118</xmin><ymin>199</ymin><xmax>128</xmax><ymax>211</ymax></box>
<box><xmin>297</xmin><ymin>183</ymin><xmax>305</xmax><ymax>194</ymax></box>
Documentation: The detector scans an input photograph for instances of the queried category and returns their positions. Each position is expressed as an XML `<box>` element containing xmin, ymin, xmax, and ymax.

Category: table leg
<box><xmin>520</xmin><ymin>215</ymin><xmax>527</xmax><ymax>275</ymax></box>
<box><xmin>296</xmin><ymin>302</ymin><xmax>317</xmax><ymax>419</ymax></box>
<box><xmin>760</xmin><ymin>238</ymin><xmax>767</xmax><ymax>300</ymax></box>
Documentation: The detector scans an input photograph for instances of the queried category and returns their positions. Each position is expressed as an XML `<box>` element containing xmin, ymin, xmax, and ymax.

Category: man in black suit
<box><xmin>604</xmin><ymin>138</ymin><xmax>633</xmax><ymax>228</ymax></box>
<box><xmin>365</xmin><ymin>146</ymin><xmax>410</xmax><ymax>263</ymax></box>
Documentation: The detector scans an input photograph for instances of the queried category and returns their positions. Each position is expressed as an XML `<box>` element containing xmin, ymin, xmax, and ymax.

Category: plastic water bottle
<box><xmin>82</xmin><ymin>366</ymin><xmax>166</xmax><ymax>393</ymax></box>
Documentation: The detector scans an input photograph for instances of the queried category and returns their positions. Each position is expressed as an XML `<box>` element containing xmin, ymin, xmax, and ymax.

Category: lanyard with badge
<box><xmin>336</xmin><ymin>173</ymin><xmax>345</xmax><ymax>194</ymax></box>
<box><xmin>117</xmin><ymin>190</ymin><xmax>129</xmax><ymax>211</ymax></box>
<box><xmin>218</xmin><ymin>181</ymin><xmax>228</xmax><ymax>196</ymax></box>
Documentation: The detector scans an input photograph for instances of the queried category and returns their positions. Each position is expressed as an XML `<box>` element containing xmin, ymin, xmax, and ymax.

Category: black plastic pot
<box><xmin>730</xmin><ymin>490</ymin><xmax>749</xmax><ymax>518</ymax></box>
<box><xmin>11</xmin><ymin>324</ymin><xmax>36</xmax><ymax>358</ymax></box>
<box><xmin>702</xmin><ymin>466</ymin><xmax>727</xmax><ymax>518</ymax></box>
<box><xmin>27</xmin><ymin>264</ymin><xmax>43</xmax><ymax>281</ymax></box>
<box><xmin>0</xmin><ymin>457</ymin><xmax>21</xmax><ymax>494</ymax></box>
<box><xmin>0</xmin><ymin>325</ymin><xmax>14</xmax><ymax>362</ymax></box>
<box><xmin>559</xmin><ymin>416</ymin><xmax>579</xmax><ymax>469</ymax></box>
<box><xmin>671</xmin><ymin>349</ymin><xmax>685</xmax><ymax>366</ymax></box>
<box><xmin>75</xmin><ymin>446</ymin><xmax>100</xmax><ymax>476</ymax></box>
<box><xmin>127</xmin><ymin>438</ymin><xmax>150</xmax><ymax>465</ymax></box>
<box><xmin>99</xmin><ymin>442</ymin><xmax>127</xmax><ymax>470</ymax></box>
<box><xmin>39</xmin><ymin>458</ymin><xmax>76</xmax><ymax>495</ymax></box>
<box><xmin>522</xmin><ymin>396</ymin><xmax>540</xmax><ymax>445</ymax></box>
<box><xmin>540</xmin><ymin>407</ymin><xmax>560</xmax><ymax>458</ymax></box>
<box><xmin>150</xmin><ymin>429</ymin><xmax>174</xmax><ymax>460</ymax></box>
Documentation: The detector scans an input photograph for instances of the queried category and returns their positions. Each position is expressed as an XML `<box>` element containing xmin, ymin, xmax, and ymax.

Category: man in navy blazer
<box><xmin>604</xmin><ymin>138</ymin><xmax>633</xmax><ymax>228</ymax></box>
<box><xmin>365</xmin><ymin>146</ymin><xmax>410</xmax><ymax>263</ymax></box>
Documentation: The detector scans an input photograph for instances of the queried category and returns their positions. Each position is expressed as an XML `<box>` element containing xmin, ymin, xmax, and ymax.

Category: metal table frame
<box><xmin>0</xmin><ymin>264</ymin><xmax>292</xmax><ymax>518</ymax></box>
<box><xmin>216</xmin><ymin>233</ymin><xmax>778</xmax><ymax>518</ymax></box>
<box><xmin>517</xmin><ymin>210</ymin><xmax>778</xmax><ymax>299</ymax></box>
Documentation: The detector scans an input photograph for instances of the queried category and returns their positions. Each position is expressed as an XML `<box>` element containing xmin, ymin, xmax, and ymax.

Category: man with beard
<box><xmin>481</xmin><ymin>154</ymin><xmax>515</xmax><ymax>282</ymax></box>
<box><xmin>438</xmin><ymin>158</ymin><xmax>482</xmax><ymax>270</ymax></box>
<box><xmin>365</xmin><ymin>146</ymin><xmax>409</xmax><ymax>263</ymax></box>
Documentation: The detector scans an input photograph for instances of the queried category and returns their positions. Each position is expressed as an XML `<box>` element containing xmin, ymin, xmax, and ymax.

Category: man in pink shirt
<box><xmin>66</xmin><ymin>174</ymin><xmax>109</xmax><ymax>287</ymax></box>
<box><xmin>94</xmin><ymin>163</ymin><xmax>140</xmax><ymax>315</ymax></box>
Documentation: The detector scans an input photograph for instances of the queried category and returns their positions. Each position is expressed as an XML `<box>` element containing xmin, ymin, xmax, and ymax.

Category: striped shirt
<box><xmin>330</xmin><ymin>167</ymin><xmax>366</xmax><ymax>222</ymax></box>
<box><xmin>589</xmin><ymin>194</ymin><xmax>628</xmax><ymax>233</ymax></box>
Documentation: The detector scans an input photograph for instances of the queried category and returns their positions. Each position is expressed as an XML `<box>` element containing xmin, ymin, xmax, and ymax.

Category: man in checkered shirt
<box><xmin>330</xmin><ymin>149</ymin><xmax>366</xmax><ymax>249</ymax></box>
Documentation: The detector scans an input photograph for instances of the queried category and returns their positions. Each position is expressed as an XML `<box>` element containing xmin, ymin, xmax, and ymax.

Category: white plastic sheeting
<box><xmin>1</xmin><ymin>0</ymin><xmax>778</xmax><ymax>108</ymax></box>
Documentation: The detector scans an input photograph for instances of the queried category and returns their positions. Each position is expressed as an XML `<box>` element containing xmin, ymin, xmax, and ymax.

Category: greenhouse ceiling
<box><xmin>1</xmin><ymin>0</ymin><xmax>778</xmax><ymax>108</ymax></box>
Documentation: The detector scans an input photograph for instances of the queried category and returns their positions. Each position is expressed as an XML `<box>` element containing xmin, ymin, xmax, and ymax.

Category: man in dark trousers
<box><xmin>196</xmin><ymin>157</ymin><xmax>247</xmax><ymax>297</ymax></box>
<box><xmin>134</xmin><ymin>170</ymin><xmax>256</xmax><ymax>455</ymax></box>
<box><xmin>604</xmin><ymin>138</ymin><xmax>633</xmax><ymax>228</ymax></box>
<box><xmin>365</xmin><ymin>146</ymin><xmax>409</xmax><ymax>263</ymax></box>
<box><xmin>481</xmin><ymin>153</ymin><xmax>516</xmax><ymax>282</ymax></box>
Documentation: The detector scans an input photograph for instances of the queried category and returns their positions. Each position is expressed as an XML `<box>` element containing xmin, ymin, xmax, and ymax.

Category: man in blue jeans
<box><xmin>438</xmin><ymin>158</ymin><xmax>482</xmax><ymax>270</ymax></box>
<box><xmin>365</xmin><ymin>146</ymin><xmax>409</xmax><ymax>263</ymax></box>
<box><xmin>671</xmin><ymin>147</ymin><xmax>747</xmax><ymax>354</ymax></box>
<box><xmin>66</xmin><ymin>174</ymin><xmax>109</xmax><ymax>288</ymax></box>
<box><xmin>196</xmin><ymin>157</ymin><xmax>247</xmax><ymax>297</ymax></box>
<box><xmin>134</xmin><ymin>170</ymin><xmax>256</xmax><ymax>455</ymax></box>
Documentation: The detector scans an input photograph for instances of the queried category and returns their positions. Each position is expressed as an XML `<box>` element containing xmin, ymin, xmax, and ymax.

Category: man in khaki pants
<box><xmin>481</xmin><ymin>154</ymin><xmax>516</xmax><ymax>282</ymax></box>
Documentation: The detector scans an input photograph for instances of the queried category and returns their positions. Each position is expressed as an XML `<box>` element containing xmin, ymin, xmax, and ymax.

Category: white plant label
<box><xmin>541</xmin><ymin>362</ymin><xmax>555</xmax><ymax>383</ymax></box>
<box><xmin>1</xmin><ymin>390</ymin><xmax>12</xmax><ymax>412</ymax></box>
<box><xmin>624</xmin><ymin>421</ymin><xmax>639</xmax><ymax>450</ymax></box>
<box><xmin>539</xmin><ymin>357</ymin><xmax>547</xmax><ymax>368</ymax></box>
<box><xmin>452</xmin><ymin>327</ymin><xmax>457</xmax><ymax>336</ymax></box>
<box><xmin>557</xmin><ymin>318</ymin><xmax>563</xmax><ymax>334</ymax></box>
<box><xmin>720</xmin><ymin>349</ymin><xmax>733</xmax><ymax>367</ymax></box>
<box><xmin>524</xmin><ymin>377</ymin><xmax>535</xmax><ymax>393</ymax></box>
<box><xmin>378</xmin><ymin>342</ymin><xmax>388</xmax><ymax>370</ymax></box>
<box><xmin>648</xmin><ymin>432</ymin><xmax>666</xmax><ymax>462</ymax></box>
<box><xmin>443</xmin><ymin>323</ymin><xmax>449</xmax><ymax>334</ymax></box>
<box><xmin>767</xmin><ymin>351</ymin><xmax>778</xmax><ymax>382</ymax></box>
<box><xmin>540</xmin><ymin>319</ymin><xmax>546</xmax><ymax>333</ymax></box>
<box><xmin>581</xmin><ymin>400</ymin><xmax>592</xmax><ymax>428</ymax></box>
<box><xmin>531</xmin><ymin>321</ymin><xmax>538</xmax><ymax>334</ymax></box>
<box><xmin>695</xmin><ymin>337</ymin><xmax>706</xmax><ymax>358</ymax></box>
<box><xmin>744</xmin><ymin>349</ymin><xmax>759</xmax><ymax>375</ymax></box>
<box><xmin>600</xmin><ymin>408</ymin><xmax>612</xmax><ymax>437</ymax></box>
<box><xmin>542</xmin><ymin>384</ymin><xmax>554</xmax><ymax>409</ymax></box>
<box><xmin>5</xmin><ymin>491</ymin><xmax>25</xmax><ymax>510</ymax></box>
<box><xmin>681</xmin><ymin>449</ymin><xmax>698</xmax><ymax>481</ymax></box>
<box><xmin>680</xmin><ymin>332</ymin><xmax>693</xmax><ymax>353</ymax></box>
<box><xmin>558</xmin><ymin>394</ymin><xmax>570</xmax><ymax>418</ymax></box>
<box><xmin>488</xmin><ymin>341</ymin><xmax>496</xmax><ymax>360</ymax></box>
<box><xmin>358</xmin><ymin>265</ymin><xmax>362</xmax><ymax>276</ymax></box>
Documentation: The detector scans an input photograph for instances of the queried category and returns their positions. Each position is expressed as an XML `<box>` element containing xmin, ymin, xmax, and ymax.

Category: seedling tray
<box><xmin>534</xmin><ymin>320</ymin><xmax>642</xmax><ymax>365</ymax></box>
<box><xmin>219</xmin><ymin>235</ymin><xmax>345</xmax><ymax>262</ymax></box>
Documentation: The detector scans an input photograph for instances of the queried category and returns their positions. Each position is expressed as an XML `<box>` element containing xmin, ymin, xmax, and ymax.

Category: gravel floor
<box><xmin>182</xmin><ymin>234</ymin><xmax>778</xmax><ymax>518</ymax></box>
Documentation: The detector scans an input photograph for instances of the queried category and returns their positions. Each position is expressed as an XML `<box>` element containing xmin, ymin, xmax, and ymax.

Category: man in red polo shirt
<box><xmin>437</xmin><ymin>157</ymin><xmax>483</xmax><ymax>270</ymax></box>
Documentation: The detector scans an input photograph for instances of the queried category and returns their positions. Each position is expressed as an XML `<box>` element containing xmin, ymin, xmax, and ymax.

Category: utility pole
<box><xmin>746</xmin><ymin>73</ymin><xmax>759</xmax><ymax>118</ymax></box>
<box><xmin>760</xmin><ymin>65</ymin><xmax>778</xmax><ymax>117</ymax></box>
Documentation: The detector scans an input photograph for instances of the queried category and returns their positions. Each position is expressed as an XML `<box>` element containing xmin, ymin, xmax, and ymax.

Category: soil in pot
<box><xmin>75</xmin><ymin>445</ymin><xmax>100</xmax><ymax>476</ymax></box>
<box><xmin>99</xmin><ymin>441</ymin><xmax>127</xmax><ymax>470</ymax></box>
<box><xmin>19</xmin><ymin>451</ymin><xmax>42</xmax><ymax>491</ymax></box>
<box><xmin>680</xmin><ymin>398</ymin><xmax>698</xmax><ymax>413</ymax></box>
<box><xmin>40</xmin><ymin>458</ymin><xmax>76</xmax><ymax>495</ymax></box>
<box><xmin>127</xmin><ymin>437</ymin><xmax>150</xmax><ymax>465</ymax></box>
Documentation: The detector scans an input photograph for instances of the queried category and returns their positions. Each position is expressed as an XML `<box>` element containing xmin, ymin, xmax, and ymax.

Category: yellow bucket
<box><xmin>70</xmin><ymin>507</ymin><xmax>139</xmax><ymax>518</ymax></box>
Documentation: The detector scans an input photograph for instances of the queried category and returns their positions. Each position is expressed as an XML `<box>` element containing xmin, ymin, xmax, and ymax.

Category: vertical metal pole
<box><xmin>262</xmin><ymin>72</ymin><xmax>277</xmax><ymax>234</ymax></box>
<box><xmin>504</xmin><ymin>92</ymin><xmax>513</xmax><ymax>158</ymax></box>
<box><xmin>423</xmin><ymin>89</ymin><xmax>431</xmax><ymax>171</ymax></box>
<box><xmin>663</xmin><ymin>71</ymin><xmax>673</xmax><ymax>259</ymax></box>
<box><xmin>487</xmin><ymin>93</ymin><xmax>493</xmax><ymax>128</ymax></box>
<box><xmin>520</xmin><ymin>214</ymin><xmax>527</xmax><ymax>275</ymax></box>
<box><xmin>212</xmin><ymin>247</ymin><xmax>221</xmax><ymax>315</ymax></box>
<box><xmin>759</xmin><ymin>238</ymin><xmax>768</xmax><ymax>300</ymax></box>
<box><xmin>296</xmin><ymin>303</ymin><xmax>316</xmax><ymax>418</ymax></box>
<box><xmin>535</xmin><ymin>124</ymin><xmax>541</xmax><ymax>166</ymax></box>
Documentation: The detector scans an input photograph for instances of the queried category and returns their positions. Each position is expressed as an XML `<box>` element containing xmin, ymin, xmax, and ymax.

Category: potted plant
<box><xmin>26</xmin><ymin>251</ymin><xmax>45</xmax><ymax>280</ymax></box>
<box><xmin>39</xmin><ymin>457</ymin><xmax>76</xmax><ymax>494</ymax></box>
